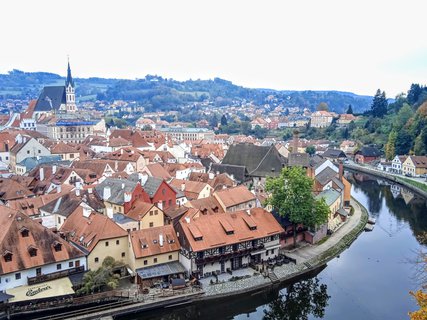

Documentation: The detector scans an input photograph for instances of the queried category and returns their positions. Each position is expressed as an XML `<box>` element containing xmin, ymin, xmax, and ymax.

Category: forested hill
<box><xmin>0</xmin><ymin>70</ymin><xmax>372</xmax><ymax>113</ymax></box>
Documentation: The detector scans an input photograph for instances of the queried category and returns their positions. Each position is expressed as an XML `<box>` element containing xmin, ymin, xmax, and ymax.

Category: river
<box><xmin>121</xmin><ymin>172</ymin><xmax>427</xmax><ymax>320</ymax></box>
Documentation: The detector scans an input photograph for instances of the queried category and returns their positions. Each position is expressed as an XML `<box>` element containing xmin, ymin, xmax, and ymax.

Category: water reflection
<box><xmin>263</xmin><ymin>278</ymin><xmax>329</xmax><ymax>320</ymax></box>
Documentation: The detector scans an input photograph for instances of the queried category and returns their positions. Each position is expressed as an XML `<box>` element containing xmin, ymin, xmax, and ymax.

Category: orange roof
<box><xmin>169</xmin><ymin>179</ymin><xmax>211</xmax><ymax>200</ymax></box>
<box><xmin>214</xmin><ymin>185</ymin><xmax>255</xmax><ymax>208</ymax></box>
<box><xmin>179</xmin><ymin>208</ymin><xmax>284</xmax><ymax>252</ymax></box>
<box><xmin>50</xmin><ymin>141</ymin><xmax>78</xmax><ymax>154</ymax></box>
<box><xmin>126</xmin><ymin>201</ymin><xmax>159</xmax><ymax>221</ymax></box>
<box><xmin>60</xmin><ymin>208</ymin><xmax>127</xmax><ymax>252</ymax></box>
<box><xmin>143</xmin><ymin>163</ymin><xmax>171</xmax><ymax>180</ymax></box>
<box><xmin>0</xmin><ymin>206</ymin><xmax>85</xmax><ymax>275</ymax></box>
<box><xmin>130</xmin><ymin>225</ymin><xmax>180</xmax><ymax>259</ymax></box>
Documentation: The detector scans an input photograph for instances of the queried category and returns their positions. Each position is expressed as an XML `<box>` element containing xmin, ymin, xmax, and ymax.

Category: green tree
<box><xmin>220</xmin><ymin>114</ymin><xmax>228</xmax><ymax>126</ymax></box>
<box><xmin>408</xmin><ymin>84</ymin><xmax>423</xmax><ymax>105</ymax></box>
<box><xmin>77</xmin><ymin>257</ymin><xmax>121</xmax><ymax>295</ymax></box>
<box><xmin>266</xmin><ymin>167</ymin><xmax>329</xmax><ymax>247</ymax></box>
<box><xmin>385</xmin><ymin>130</ymin><xmax>397</xmax><ymax>160</ymax></box>
<box><xmin>305</xmin><ymin>145</ymin><xmax>316</xmax><ymax>155</ymax></box>
<box><xmin>346</xmin><ymin>104</ymin><xmax>353</xmax><ymax>115</ymax></box>
<box><xmin>396</xmin><ymin>129</ymin><xmax>413</xmax><ymax>155</ymax></box>
<box><xmin>394</xmin><ymin>103</ymin><xmax>414</xmax><ymax>130</ymax></box>
<box><xmin>371</xmin><ymin>89</ymin><xmax>388</xmax><ymax>118</ymax></box>
<box><xmin>209</xmin><ymin>113</ymin><xmax>219</xmax><ymax>128</ymax></box>
<box><xmin>263</xmin><ymin>278</ymin><xmax>330</xmax><ymax>320</ymax></box>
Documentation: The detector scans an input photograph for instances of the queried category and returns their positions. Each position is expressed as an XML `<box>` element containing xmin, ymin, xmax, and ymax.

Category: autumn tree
<box><xmin>385</xmin><ymin>130</ymin><xmax>397</xmax><ymax>160</ymax></box>
<box><xmin>266</xmin><ymin>167</ymin><xmax>329</xmax><ymax>247</ymax></box>
<box><xmin>409</xmin><ymin>290</ymin><xmax>427</xmax><ymax>320</ymax></box>
<box><xmin>316</xmin><ymin>102</ymin><xmax>329</xmax><ymax>112</ymax></box>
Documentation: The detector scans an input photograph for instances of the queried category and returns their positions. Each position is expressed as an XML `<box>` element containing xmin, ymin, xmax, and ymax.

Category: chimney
<box><xmin>52</xmin><ymin>165</ymin><xmax>57</xmax><ymax>174</ymax></box>
<box><xmin>106</xmin><ymin>207</ymin><xmax>113</xmax><ymax>218</ymax></box>
<box><xmin>158</xmin><ymin>202</ymin><xmax>163</xmax><ymax>210</ymax></box>
<box><xmin>140</xmin><ymin>173</ymin><xmax>148</xmax><ymax>186</ymax></box>
<box><xmin>88</xmin><ymin>188</ymin><xmax>93</xmax><ymax>194</ymax></box>
<box><xmin>103</xmin><ymin>186</ymin><xmax>111</xmax><ymax>200</ymax></box>
<box><xmin>82</xmin><ymin>206</ymin><xmax>91</xmax><ymax>218</ymax></box>
<box><xmin>115</xmin><ymin>160</ymin><xmax>118</xmax><ymax>171</ymax></box>
<box><xmin>208</xmin><ymin>172</ymin><xmax>214</xmax><ymax>180</ymax></box>
<box><xmin>121</xmin><ymin>183</ymin><xmax>125</xmax><ymax>189</ymax></box>
<box><xmin>39</xmin><ymin>167</ymin><xmax>44</xmax><ymax>181</ymax></box>
<box><xmin>120</xmin><ymin>149</ymin><xmax>124</xmax><ymax>155</ymax></box>
<box><xmin>181</xmin><ymin>182</ymin><xmax>185</xmax><ymax>192</ymax></box>
<box><xmin>339</xmin><ymin>162</ymin><xmax>343</xmax><ymax>182</ymax></box>
<box><xmin>124</xmin><ymin>192</ymin><xmax>132</xmax><ymax>203</ymax></box>
<box><xmin>75</xmin><ymin>188</ymin><xmax>80</xmax><ymax>197</ymax></box>
<box><xmin>159</xmin><ymin>234</ymin><xmax>164</xmax><ymax>247</ymax></box>
<box><xmin>292</xmin><ymin>129</ymin><xmax>299</xmax><ymax>154</ymax></box>
<box><xmin>57</xmin><ymin>184</ymin><xmax>62</xmax><ymax>193</ymax></box>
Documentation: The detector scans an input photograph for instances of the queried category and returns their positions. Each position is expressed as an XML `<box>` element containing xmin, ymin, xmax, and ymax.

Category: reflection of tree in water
<box><xmin>383</xmin><ymin>186</ymin><xmax>427</xmax><ymax>240</ymax></box>
<box><xmin>348</xmin><ymin>173</ymin><xmax>384</xmax><ymax>216</ymax></box>
<box><xmin>263</xmin><ymin>278</ymin><xmax>330</xmax><ymax>320</ymax></box>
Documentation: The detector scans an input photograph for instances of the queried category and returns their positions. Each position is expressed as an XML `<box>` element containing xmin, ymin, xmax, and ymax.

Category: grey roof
<box><xmin>95</xmin><ymin>178</ymin><xmax>138</xmax><ymax>205</ymax></box>
<box><xmin>17</xmin><ymin>156</ymin><xmax>67</xmax><ymax>172</ymax></box>
<box><xmin>113</xmin><ymin>213</ymin><xmax>136</xmax><ymax>224</ymax></box>
<box><xmin>332</xmin><ymin>177</ymin><xmax>344</xmax><ymax>191</ymax></box>
<box><xmin>136</xmin><ymin>261</ymin><xmax>186</xmax><ymax>280</ymax></box>
<box><xmin>316</xmin><ymin>188</ymin><xmax>341</xmax><ymax>206</ymax></box>
<box><xmin>309</xmin><ymin>155</ymin><xmax>326</xmax><ymax>169</ymax></box>
<box><xmin>141</xmin><ymin>176</ymin><xmax>163</xmax><ymax>198</ymax></box>
<box><xmin>315</xmin><ymin>167</ymin><xmax>338</xmax><ymax>186</ymax></box>
<box><xmin>211</xmin><ymin>163</ymin><xmax>248</xmax><ymax>183</ymax></box>
<box><xmin>288</xmin><ymin>153</ymin><xmax>310</xmax><ymax>167</ymax></box>
<box><xmin>337</xmin><ymin>208</ymin><xmax>348</xmax><ymax>217</ymax></box>
<box><xmin>356</xmin><ymin>146</ymin><xmax>381</xmax><ymax>157</ymax></box>
<box><xmin>40</xmin><ymin>193</ymin><xmax>82</xmax><ymax>218</ymax></box>
<box><xmin>221</xmin><ymin>144</ymin><xmax>285</xmax><ymax>178</ymax></box>
<box><xmin>35</xmin><ymin>86</ymin><xmax>66</xmax><ymax>112</ymax></box>
<box><xmin>322</xmin><ymin>149</ymin><xmax>347</xmax><ymax>159</ymax></box>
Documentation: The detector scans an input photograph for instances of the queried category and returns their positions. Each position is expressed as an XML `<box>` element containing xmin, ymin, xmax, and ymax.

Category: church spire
<box><xmin>66</xmin><ymin>57</ymin><xmax>75</xmax><ymax>88</ymax></box>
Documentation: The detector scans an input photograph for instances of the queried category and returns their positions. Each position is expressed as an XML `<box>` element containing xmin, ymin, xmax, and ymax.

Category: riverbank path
<box><xmin>285</xmin><ymin>198</ymin><xmax>364</xmax><ymax>264</ymax></box>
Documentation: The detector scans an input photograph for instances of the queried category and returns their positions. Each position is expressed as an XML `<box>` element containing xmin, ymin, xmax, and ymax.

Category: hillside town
<box><xmin>0</xmin><ymin>64</ymin><xmax>426</xmax><ymax>319</ymax></box>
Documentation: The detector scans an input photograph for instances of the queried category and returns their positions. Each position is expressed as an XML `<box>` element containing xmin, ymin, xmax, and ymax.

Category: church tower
<box><xmin>65</xmin><ymin>59</ymin><xmax>77</xmax><ymax>112</ymax></box>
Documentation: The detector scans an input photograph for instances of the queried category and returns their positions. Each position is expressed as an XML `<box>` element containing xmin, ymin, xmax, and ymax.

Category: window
<box><xmin>69</xmin><ymin>261</ymin><xmax>74</xmax><ymax>268</ymax></box>
<box><xmin>29</xmin><ymin>247</ymin><xmax>37</xmax><ymax>257</ymax></box>
<box><xmin>27</xmin><ymin>150</ymin><xmax>30</xmax><ymax>154</ymax></box>
<box><xmin>105</xmin><ymin>241</ymin><xmax>109</xmax><ymax>247</ymax></box>
<box><xmin>168</xmin><ymin>199</ymin><xmax>172</xmax><ymax>206</ymax></box>
<box><xmin>95</xmin><ymin>257</ymin><xmax>99</xmax><ymax>263</ymax></box>
<box><xmin>116</xmin><ymin>240</ymin><xmax>120</xmax><ymax>245</ymax></box>
<box><xmin>21</xmin><ymin>228</ymin><xmax>29</xmax><ymax>237</ymax></box>
<box><xmin>53</xmin><ymin>242</ymin><xmax>62</xmax><ymax>252</ymax></box>
<box><xmin>149</xmin><ymin>222</ymin><xmax>154</xmax><ymax>228</ymax></box>
<box><xmin>56</xmin><ymin>264</ymin><xmax>62</xmax><ymax>270</ymax></box>
<box><xmin>4</xmin><ymin>253</ymin><xmax>12</xmax><ymax>262</ymax></box>
<box><xmin>168</xmin><ymin>255</ymin><xmax>173</xmax><ymax>260</ymax></box>
<box><xmin>38</xmin><ymin>150</ymin><xmax>41</xmax><ymax>154</ymax></box>
<box><xmin>121</xmin><ymin>252</ymin><xmax>125</xmax><ymax>258</ymax></box>
<box><xmin>58</xmin><ymin>216</ymin><xmax>61</xmax><ymax>224</ymax></box>
<box><xmin>149</xmin><ymin>211</ymin><xmax>153</xmax><ymax>216</ymax></box>
<box><xmin>143</xmin><ymin>260</ymin><xmax>148</xmax><ymax>265</ymax></box>
<box><xmin>15</xmin><ymin>273</ymin><xmax>21</xmax><ymax>280</ymax></box>
<box><xmin>266</xmin><ymin>250</ymin><xmax>269</xmax><ymax>256</ymax></box>
<box><xmin>155</xmin><ymin>210</ymin><xmax>158</xmax><ymax>215</ymax></box>
<box><xmin>36</xmin><ymin>268</ymin><xmax>42</xmax><ymax>276</ymax></box>
<box><xmin>153</xmin><ymin>258</ymin><xmax>158</xmax><ymax>263</ymax></box>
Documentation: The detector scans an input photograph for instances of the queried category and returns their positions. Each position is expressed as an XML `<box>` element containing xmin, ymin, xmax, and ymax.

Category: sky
<box><xmin>1</xmin><ymin>0</ymin><xmax>426</xmax><ymax>97</ymax></box>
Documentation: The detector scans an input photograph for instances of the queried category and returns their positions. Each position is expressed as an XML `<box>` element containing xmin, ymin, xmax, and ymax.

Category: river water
<box><xmin>122</xmin><ymin>172</ymin><xmax>427</xmax><ymax>320</ymax></box>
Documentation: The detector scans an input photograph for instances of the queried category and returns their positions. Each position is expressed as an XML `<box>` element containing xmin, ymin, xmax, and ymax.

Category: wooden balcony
<box><xmin>27</xmin><ymin>266</ymin><xmax>85</xmax><ymax>285</ymax></box>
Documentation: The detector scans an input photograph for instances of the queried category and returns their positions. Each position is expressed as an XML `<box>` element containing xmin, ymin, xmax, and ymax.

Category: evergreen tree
<box><xmin>371</xmin><ymin>89</ymin><xmax>388</xmax><ymax>118</ymax></box>
<box><xmin>408</xmin><ymin>83</ymin><xmax>422</xmax><ymax>105</ymax></box>
<box><xmin>346</xmin><ymin>104</ymin><xmax>353</xmax><ymax>114</ymax></box>
<box><xmin>220</xmin><ymin>114</ymin><xmax>228</xmax><ymax>126</ymax></box>
<box><xmin>395</xmin><ymin>129</ymin><xmax>413</xmax><ymax>155</ymax></box>
<box><xmin>209</xmin><ymin>113</ymin><xmax>219</xmax><ymax>128</ymax></box>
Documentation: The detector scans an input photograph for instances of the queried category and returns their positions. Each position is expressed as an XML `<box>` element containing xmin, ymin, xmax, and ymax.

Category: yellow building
<box><xmin>402</xmin><ymin>156</ymin><xmax>427</xmax><ymax>177</ymax></box>
<box><xmin>126</xmin><ymin>202</ymin><xmax>165</xmax><ymax>230</ymax></box>
<box><xmin>129</xmin><ymin>225</ymin><xmax>183</xmax><ymax>286</ymax></box>
<box><xmin>60</xmin><ymin>206</ymin><xmax>129</xmax><ymax>270</ymax></box>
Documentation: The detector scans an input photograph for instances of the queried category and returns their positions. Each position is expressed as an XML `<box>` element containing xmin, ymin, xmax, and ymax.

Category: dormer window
<box><xmin>53</xmin><ymin>241</ymin><xmax>62</xmax><ymax>252</ymax></box>
<box><xmin>28</xmin><ymin>246</ymin><xmax>38</xmax><ymax>257</ymax></box>
<box><xmin>3</xmin><ymin>251</ymin><xmax>12</xmax><ymax>262</ymax></box>
<box><xmin>21</xmin><ymin>227</ymin><xmax>29</xmax><ymax>238</ymax></box>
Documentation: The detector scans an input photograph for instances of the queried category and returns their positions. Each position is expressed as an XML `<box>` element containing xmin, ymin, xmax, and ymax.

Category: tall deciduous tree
<box><xmin>266</xmin><ymin>167</ymin><xmax>329</xmax><ymax>247</ymax></box>
<box><xmin>371</xmin><ymin>89</ymin><xmax>388</xmax><ymax>118</ymax></box>
<box><xmin>385</xmin><ymin>130</ymin><xmax>397</xmax><ymax>160</ymax></box>
<box><xmin>316</xmin><ymin>102</ymin><xmax>329</xmax><ymax>111</ymax></box>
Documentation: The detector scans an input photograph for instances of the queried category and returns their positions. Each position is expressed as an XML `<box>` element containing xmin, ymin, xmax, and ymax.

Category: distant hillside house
<box><xmin>310</xmin><ymin>111</ymin><xmax>334</xmax><ymax>128</ymax></box>
<box><xmin>354</xmin><ymin>146</ymin><xmax>381</xmax><ymax>164</ymax></box>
